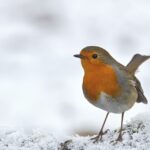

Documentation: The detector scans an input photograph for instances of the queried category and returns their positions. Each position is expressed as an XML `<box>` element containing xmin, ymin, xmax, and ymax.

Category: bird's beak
<box><xmin>73</xmin><ymin>54</ymin><xmax>85</xmax><ymax>59</ymax></box>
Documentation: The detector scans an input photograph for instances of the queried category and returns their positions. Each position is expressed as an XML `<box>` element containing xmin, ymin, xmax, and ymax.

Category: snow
<box><xmin>0</xmin><ymin>128</ymin><xmax>58</xmax><ymax>150</ymax></box>
<box><xmin>59</xmin><ymin>113</ymin><xmax>150</xmax><ymax>150</ymax></box>
<box><xmin>0</xmin><ymin>0</ymin><xmax>150</xmax><ymax>137</ymax></box>
<box><xmin>0</xmin><ymin>113</ymin><xmax>149</xmax><ymax>149</ymax></box>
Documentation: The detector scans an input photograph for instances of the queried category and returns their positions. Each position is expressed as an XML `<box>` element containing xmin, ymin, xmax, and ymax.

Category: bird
<box><xmin>74</xmin><ymin>46</ymin><xmax>150</xmax><ymax>142</ymax></box>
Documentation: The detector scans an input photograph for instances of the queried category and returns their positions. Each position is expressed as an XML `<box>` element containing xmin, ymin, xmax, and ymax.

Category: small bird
<box><xmin>74</xmin><ymin>46</ymin><xmax>150</xmax><ymax>142</ymax></box>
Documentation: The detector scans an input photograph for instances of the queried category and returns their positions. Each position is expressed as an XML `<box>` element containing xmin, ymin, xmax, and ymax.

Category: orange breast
<box><xmin>82</xmin><ymin>61</ymin><xmax>121</xmax><ymax>102</ymax></box>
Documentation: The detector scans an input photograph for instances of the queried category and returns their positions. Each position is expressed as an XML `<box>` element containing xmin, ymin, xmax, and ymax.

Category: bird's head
<box><xmin>74</xmin><ymin>46</ymin><xmax>112</xmax><ymax>72</ymax></box>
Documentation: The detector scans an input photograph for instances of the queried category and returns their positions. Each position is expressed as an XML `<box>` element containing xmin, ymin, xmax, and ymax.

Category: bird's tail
<box><xmin>126</xmin><ymin>54</ymin><xmax>150</xmax><ymax>74</ymax></box>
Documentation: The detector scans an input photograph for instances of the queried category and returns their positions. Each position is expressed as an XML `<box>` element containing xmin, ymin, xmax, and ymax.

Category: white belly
<box><xmin>92</xmin><ymin>91</ymin><xmax>137</xmax><ymax>113</ymax></box>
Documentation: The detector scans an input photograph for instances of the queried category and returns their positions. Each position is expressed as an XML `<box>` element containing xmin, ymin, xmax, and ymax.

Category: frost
<box><xmin>59</xmin><ymin>113</ymin><xmax>150</xmax><ymax>150</ymax></box>
<box><xmin>0</xmin><ymin>129</ymin><xmax>58</xmax><ymax>150</ymax></box>
<box><xmin>0</xmin><ymin>114</ymin><xmax>150</xmax><ymax>149</ymax></box>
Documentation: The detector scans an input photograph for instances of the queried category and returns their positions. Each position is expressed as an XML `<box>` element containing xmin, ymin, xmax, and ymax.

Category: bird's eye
<box><xmin>92</xmin><ymin>54</ymin><xmax>98</xmax><ymax>59</ymax></box>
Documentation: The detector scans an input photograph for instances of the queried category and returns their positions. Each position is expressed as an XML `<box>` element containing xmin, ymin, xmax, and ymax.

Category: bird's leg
<box><xmin>116</xmin><ymin>112</ymin><xmax>124</xmax><ymax>142</ymax></box>
<box><xmin>91</xmin><ymin>112</ymin><xmax>109</xmax><ymax>142</ymax></box>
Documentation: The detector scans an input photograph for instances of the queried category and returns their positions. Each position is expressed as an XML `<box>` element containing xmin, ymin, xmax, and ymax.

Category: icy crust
<box><xmin>0</xmin><ymin>114</ymin><xmax>150</xmax><ymax>150</ymax></box>
<box><xmin>59</xmin><ymin>114</ymin><xmax>150</xmax><ymax>150</ymax></box>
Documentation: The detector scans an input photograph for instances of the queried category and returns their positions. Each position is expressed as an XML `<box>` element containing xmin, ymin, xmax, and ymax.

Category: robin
<box><xmin>74</xmin><ymin>46</ymin><xmax>150</xmax><ymax>142</ymax></box>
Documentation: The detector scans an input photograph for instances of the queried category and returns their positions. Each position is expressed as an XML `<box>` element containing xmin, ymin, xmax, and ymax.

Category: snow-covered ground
<box><xmin>60</xmin><ymin>113</ymin><xmax>150</xmax><ymax>150</ymax></box>
<box><xmin>0</xmin><ymin>113</ymin><xmax>149</xmax><ymax>150</ymax></box>
<box><xmin>0</xmin><ymin>0</ymin><xmax>150</xmax><ymax>138</ymax></box>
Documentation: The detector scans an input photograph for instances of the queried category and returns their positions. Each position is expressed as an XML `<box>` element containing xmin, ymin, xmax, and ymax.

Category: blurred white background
<box><xmin>0</xmin><ymin>0</ymin><xmax>150</xmax><ymax>136</ymax></box>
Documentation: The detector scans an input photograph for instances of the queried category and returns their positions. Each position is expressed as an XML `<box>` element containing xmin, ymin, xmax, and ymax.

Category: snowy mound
<box><xmin>0</xmin><ymin>129</ymin><xmax>58</xmax><ymax>150</ymax></box>
<box><xmin>0</xmin><ymin>113</ymin><xmax>150</xmax><ymax>150</ymax></box>
<box><xmin>60</xmin><ymin>113</ymin><xmax>150</xmax><ymax>150</ymax></box>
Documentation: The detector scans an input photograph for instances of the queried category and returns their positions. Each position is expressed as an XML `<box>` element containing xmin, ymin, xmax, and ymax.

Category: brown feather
<box><xmin>127</xmin><ymin>54</ymin><xmax>150</xmax><ymax>74</ymax></box>
<box><xmin>126</xmin><ymin>54</ymin><xmax>150</xmax><ymax>104</ymax></box>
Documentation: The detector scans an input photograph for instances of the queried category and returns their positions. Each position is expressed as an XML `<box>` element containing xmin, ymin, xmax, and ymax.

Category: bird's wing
<box><xmin>114</xmin><ymin>58</ymin><xmax>148</xmax><ymax>104</ymax></box>
<box><xmin>134</xmin><ymin>77</ymin><xmax>148</xmax><ymax>104</ymax></box>
<box><xmin>126</xmin><ymin>54</ymin><xmax>150</xmax><ymax>74</ymax></box>
<box><xmin>126</xmin><ymin>54</ymin><xmax>149</xmax><ymax>104</ymax></box>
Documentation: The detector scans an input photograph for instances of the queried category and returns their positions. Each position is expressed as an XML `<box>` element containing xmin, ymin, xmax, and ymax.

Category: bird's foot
<box><xmin>90</xmin><ymin>135</ymin><xmax>102</xmax><ymax>143</ymax></box>
<box><xmin>90</xmin><ymin>129</ymin><xmax>109</xmax><ymax>143</ymax></box>
<box><xmin>116</xmin><ymin>133</ymin><xmax>123</xmax><ymax>142</ymax></box>
<box><xmin>110</xmin><ymin>133</ymin><xmax>123</xmax><ymax>145</ymax></box>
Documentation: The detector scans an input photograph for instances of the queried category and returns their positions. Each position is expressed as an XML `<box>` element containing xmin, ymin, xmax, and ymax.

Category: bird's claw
<box><xmin>90</xmin><ymin>129</ymin><xmax>109</xmax><ymax>143</ymax></box>
<box><xmin>90</xmin><ymin>135</ymin><xmax>102</xmax><ymax>143</ymax></box>
<box><xmin>116</xmin><ymin>134</ymin><xmax>123</xmax><ymax>142</ymax></box>
<box><xmin>110</xmin><ymin>134</ymin><xmax>123</xmax><ymax>145</ymax></box>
